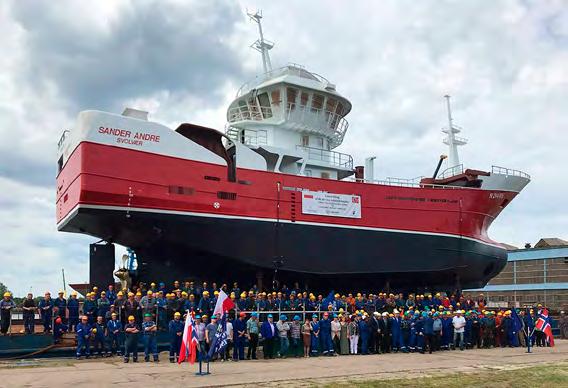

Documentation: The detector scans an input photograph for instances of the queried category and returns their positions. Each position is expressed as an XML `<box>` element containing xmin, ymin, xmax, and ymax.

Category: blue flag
<box><xmin>321</xmin><ymin>291</ymin><xmax>335</xmax><ymax>311</ymax></box>
<box><xmin>524</xmin><ymin>308</ymin><xmax>534</xmax><ymax>332</ymax></box>
<box><xmin>511</xmin><ymin>308</ymin><xmax>523</xmax><ymax>333</ymax></box>
<box><xmin>206</xmin><ymin>313</ymin><xmax>229</xmax><ymax>360</ymax></box>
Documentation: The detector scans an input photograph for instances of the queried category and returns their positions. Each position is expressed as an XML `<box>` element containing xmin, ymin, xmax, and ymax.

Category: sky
<box><xmin>0</xmin><ymin>0</ymin><xmax>566</xmax><ymax>296</ymax></box>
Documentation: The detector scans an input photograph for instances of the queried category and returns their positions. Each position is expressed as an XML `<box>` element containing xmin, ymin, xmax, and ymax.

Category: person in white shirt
<box><xmin>331</xmin><ymin>314</ymin><xmax>341</xmax><ymax>354</ymax></box>
<box><xmin>452</xmin><ymin>310</ymin><xmax>466</xmax><ymax>350</ymax></box>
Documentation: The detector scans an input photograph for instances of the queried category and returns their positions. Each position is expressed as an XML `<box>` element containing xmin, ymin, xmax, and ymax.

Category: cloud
<box><xmin>1</xmin><ymin>0</ymin><xmax>567</xmax><ymax>295</ymax></box>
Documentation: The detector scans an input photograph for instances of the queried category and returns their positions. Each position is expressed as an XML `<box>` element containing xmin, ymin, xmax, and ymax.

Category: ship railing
<box><xmin>236</xmin><ymin>64</ymin><xmax>330</xmax><ymax>98</ymax></box>
<box><xmin>437</xmin><ymin>164</ymin><xmax>464</xmax><ymax>179</ymax></box>
<box><xmin>344</xmin><ymin>176</ymin><xmax>482</xmax><ymax>190</ymax></box>
<box><xmin>232</xmin><ymin>308</ymin><xmax>350</xmax><ymax>323</ymax></box>
<box><xmin>296</xmin><ymin>145</ymin><xmax>353</xmax><ymax>169</ymax></box>
<box><xmin>285</xmin><ymin>103</ymin><xmax>349</xmax><ymax>148</ymax></box>
<box><xmin>491</xmin><ymin>165</ymin><xmax>531</xmax><ymax>179</ymax></box>
<box><xmin>225</xmin><ymin>125</ymin><xmax>268</xmax><ymax>147</ymax></box>
<box><xmin>227</xmin><ymin>105</ymin><xmax>274</xmax><ymax>123</ymax></box>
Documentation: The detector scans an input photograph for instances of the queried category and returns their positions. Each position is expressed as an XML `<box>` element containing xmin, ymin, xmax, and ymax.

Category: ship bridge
<box><xmin>225</xmin><ymin>12</ymin><xmax>354</xmax><ymax>180</ymax></box>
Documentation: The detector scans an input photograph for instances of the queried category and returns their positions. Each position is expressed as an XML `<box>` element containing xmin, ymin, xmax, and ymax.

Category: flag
<box><xmin>321</xmin><ymin>290</ymin><xmax>335</xmax><ymax>310</ymax></box>
<box><xmin>213</xmin><ymin>289</ymin><xmax>235</xmax><ymax>318</ymax></box>
<box><xmin>535</xmin><ymin>308</ymin><xmax>554</xmax><ymax>347</ymax></box>
<box><xmin>178</xmin><ymin>311</ymin><xmax>199</xmax><ymax>364</ymax></box>
<box><xmin>524</xmin><ymin>307</ymin><xmax>535</xmax><ymax>333</ymax></box>
<box><xmin>511</xmin><ymin>308</ymin><xmax>523</xmax><ymax>333</ymax></box>
<box><xmin>207</xmin><ymin>312</ymin><xmax>229</xmax><ymax>360</ymax></box>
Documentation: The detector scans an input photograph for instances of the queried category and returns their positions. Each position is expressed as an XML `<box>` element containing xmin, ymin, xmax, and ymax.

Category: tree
<box><xmin>0</xmin><ymin>282</ymin><xmax>8</xmax><ymax>296</ymax></box>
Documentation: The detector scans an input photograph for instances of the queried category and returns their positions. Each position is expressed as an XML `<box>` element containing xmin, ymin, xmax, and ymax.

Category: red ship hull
<box><xmin>57</xmin><ymin>141</ymin><xmax>516</xmax><ymax>290</ymax></box>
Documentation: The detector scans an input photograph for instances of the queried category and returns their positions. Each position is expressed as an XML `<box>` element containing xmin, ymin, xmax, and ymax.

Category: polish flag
<box><xmin>178</xmin><ymin>311</ymin><xmax>198</xmax><ymax>364</ymax></box>
<box><xmin>213</xmin><ymin>289</ymin><xmax>235</xmax><ymax>317</ymax></box>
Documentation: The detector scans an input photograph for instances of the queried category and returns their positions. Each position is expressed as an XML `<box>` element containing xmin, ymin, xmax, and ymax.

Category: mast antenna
<box><xmin>247</xmin><ymin>10</ymin><xmax>274</xmax><ymax>74</ymax></box>
<box><xmin>442</xmin><ymin>95</ymin><xmax>467</xmax><ymax>169</ymax></box>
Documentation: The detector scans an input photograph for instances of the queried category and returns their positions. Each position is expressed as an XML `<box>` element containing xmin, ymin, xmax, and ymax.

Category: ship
<box><xmin>56</xmin><ymin>12</ymin><xmax>530</xmax><ymax>292</ymax></box>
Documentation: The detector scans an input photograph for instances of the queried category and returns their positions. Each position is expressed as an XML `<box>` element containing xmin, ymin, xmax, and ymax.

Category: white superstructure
<box><xmin>225</xmin><ymin>11</ymin><xmax>354</xmax><ymax>180</ymax></box>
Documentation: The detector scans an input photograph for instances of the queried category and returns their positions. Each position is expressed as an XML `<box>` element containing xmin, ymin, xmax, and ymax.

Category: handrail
<box><xmin>57</xmin><ymin>130</ymin><xmax>70</xmax><ymax>151</ymax></box>
<box><xmin>491</xmin><ymin>165</ymin><xmax>531</xmax><ymax>179</ymax></box>
<box><xmin>296</xmin><ymin>145</ymin><xmax>353</xmax><ymax>169</ymax></box>
<box><xmin>438</xmin><ymin>164</ymin><xmax>464</xmax><ymax>179</ymax></box>
<box><xmin>344</xmin><ymin>176</ymin><xmax>483</xmax><ymax>190</ymax></box>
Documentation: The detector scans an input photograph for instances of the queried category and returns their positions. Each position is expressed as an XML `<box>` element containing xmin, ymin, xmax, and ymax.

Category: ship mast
<box><xmin>442</xmin><ymin>95</ymin><xmax>467</xmax><ymax>169</ymax></box>
<box><xmin>248</xmin><ymin>10</ymin><xmax>274</xmax><ymax>74</ymax></box>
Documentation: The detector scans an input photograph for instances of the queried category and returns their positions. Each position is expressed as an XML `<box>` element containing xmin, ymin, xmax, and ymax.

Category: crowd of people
<box><xmin>0</xmin><ymin>280</ymin><xmax>562</xmax><ymax>364</ymax></box>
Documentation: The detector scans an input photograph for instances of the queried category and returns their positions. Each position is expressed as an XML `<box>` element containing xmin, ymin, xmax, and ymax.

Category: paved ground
<box><xmin>0</xmin><ymin>341</ymin><xmax>566</xmax><ymax>387</ymax></box>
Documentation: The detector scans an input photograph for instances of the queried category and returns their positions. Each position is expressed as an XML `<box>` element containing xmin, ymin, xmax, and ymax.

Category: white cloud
<box><xmin>1</xmin><ymin>0</ymin><xmax>566</xmax><ymax>295</ymax></box>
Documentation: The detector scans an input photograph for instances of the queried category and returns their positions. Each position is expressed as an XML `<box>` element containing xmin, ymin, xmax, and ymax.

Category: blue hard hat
<box><xmin>159</xmin><ymin>282</ymin><xmax>165</xmax><ymax>287</ymax></box>
<box><xmin>267</xmin><ymin>314</ymin><xmax>273</xmax><ymax>318</ymax></box>
<box><xmin>195</xmin><ymin>314</ymin><xmax>201</xmax><ymax>319</ymax></box>
<box><xmin>280</xmin><ymin>314</ymin><xmax>287</xmax><ymax>320</ymax></box>
<box><xmin>251</xmin><ymin>312</ymin><xmax>258</xmax><ymax>317</ymax></box>
<box><xmin>312</xmin><ymin>313</ymin><xmax>318</xmax><ymax>318</ymax></box>
<box><xmin>293</xmin><ymin>315</ymin><xmax>300</xmax><ymax>321</ymax></box>
<box><xmin>422</xmin><ymin>312</ymin><xmax>428</xmax><ymax>317</ymax></box>
<box><xmin>333</xmin><ymin>313</ymin><xmax>338</xmax><ymax>318</ymax></box>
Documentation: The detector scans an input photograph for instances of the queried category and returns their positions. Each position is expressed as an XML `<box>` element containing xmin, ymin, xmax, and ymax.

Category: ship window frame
<box><xmin>300</xmin><ymin>91</ymin><xmax>309</xmax><ymax>107</ymax></box>
<box><xmin>287</xmin><ymin>87</ymin><xmax>298</xmax><ymax>108</ymax></box>
<box><xmin>321</xmin><ymin>171</ymin><xmax>331</xmax><ymax>179</ymax></box>
<box><xmin>301</xmin><ymin>135</ymin><xmax>310</xmax><ymax>147</ymax></box>
<box><xmin>257</xmin><ymin>92</ymin><xmax>272</xmax><ymax>119</ymax></box>
<box><xmin>311</xmin><ymin>94</ymin><xmax>324</xmax><ymax>112</ymax></box>
<box><xmin>271</xmin><ymin>89</ymin><xmax>281</xmax><ymax>105</ymax></box>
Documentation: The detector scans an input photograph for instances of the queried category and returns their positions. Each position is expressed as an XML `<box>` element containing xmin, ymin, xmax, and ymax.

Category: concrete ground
<box><xmin>0</xmin><ymin>341</ymin><xmax>566</xmax><ymax>387</ymax></box>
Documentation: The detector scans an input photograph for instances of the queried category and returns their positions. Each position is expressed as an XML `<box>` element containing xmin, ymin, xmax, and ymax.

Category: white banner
<box><xmin>301</xmin><ymin>191</ymin><xmax>361</xmax><ymax>219</ymax></box>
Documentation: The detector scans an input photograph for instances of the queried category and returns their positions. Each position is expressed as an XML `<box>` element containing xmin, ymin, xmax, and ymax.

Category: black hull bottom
<box><xmin>61</xmin><ymin>207</ymin><xmax>507</xmax><ymax>292</ymax></box>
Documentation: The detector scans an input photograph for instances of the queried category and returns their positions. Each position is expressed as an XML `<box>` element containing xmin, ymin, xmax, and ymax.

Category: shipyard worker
<box><xmin>76</xmin><ymin>316</ymin><xmax>92</xmax><ymax>359</ymax></box>
<box><xmin>83</xmin><ymin>293</ymin><xmax>97</xmax><ymax>324</ymax></box>
<box><xmin>123</xmin><ymin>292</ymin><xmax>140</xmax><ymax>323</ymax></box>
<box><xmin>391</xmin><ymin>309</ymin><xmax>403</xmax><ymax>352</ymax></box>
<box><xmin>452</xmin><ymin>310</ymin><xmax>466</xmax><ymax>351</ymax></box>
<box><xmin>91</xmin><ymin>316</ymin><xmax>107</xmax><ymax>357</ymax></box>
<box><xmin>233</xmin><ymin>312</ymin><xmax>247</xmax><ymax>361</ymax></box>
<box><xmin>67</xmin><ymin>292</ymin><xmax>80</xmax><ymax>332</ymax></box>
<box><xmin>168</xmin><ymin>312</ymin><xmax>184</xmax><ymax>363</ymax></box>
<box><xmin>237</xmin><ymin>292</ymin><xmax>248</xmax><ymax>311</ymax></box>
<box><xmin>260</xmin><ymin>314</ymin><xmax>277</xmax><ymax>359</ymax></box>
<box><xmin>171</xmin><ymin>280</ymin><xmax>180</xmax><ymax>293</ymax></box>
<box><xmin>140</xmin><ymin>290</ymin><xmax>156</xmax><ymax>317</ymax></box>
<box><xmin>53</xmin><ymin>316</ymin><xmax>68</xmax><ymax>344</ymax></box>
<box><xmin>378</xmin><ymin>312</ymin><xmax>391</xmax><ymax>353</ymax></box>
<box><xmin>358</xmin><ymin>314</ymin><xmax>370</xmax><ymax>355</ymax></box>
<box><xmin>198</xmin><ymin>291</ymin><xmax>212</xmax><ymax>316</ymax></box>
<box><xmin>246</xmin><ymin>312</ymin><xmax>260</xmax><ymax>360</ymax></box>
<box><xmin>205</xmin><ymin>314</ymin><xmax>219</xmax><ymax>357</ymax></box>
<box><xmin>276</xmin><ymin>314</ymin><xmax>290</xmax><ymax>358</ymax></box>
<box><xmin>97</xmin><ymin>291</ymin><xmax>111</xmax><ymax>321</ymax></box>
<box><xmin>124</xmin><ymin>315</ymin><xmax>140</xmax><ymax>363</ymax></box>
<box><xmin>114</xmin><ymin>291</ymin><xmax>125</xmax><ymax>317</ymax></box>
<box><xmin>142</xmin><ymin>313</ymin><xmax>159</xmax><ymax>362</ymax></box>
<box><xmin>560</xmin><ymin>311</ymin><xmax>568</xmax><ymax>339</ymax></box>
<box><xmin>423</xmin><ymin>311</ymin><xmax>434</xmax><ymax>354</ymax></box>
<box><xmin>53</xmin><ymin>291</ymin><xmax>67</xmax><ymax>324</ymax></box>
<box><xmin>38</xmin><ymin>292</ymin><xmax>54</xmax><ymax>333</ymax></box>
<box><xmin>106</xmin><ymin>284</ymin><xmax>117</xmax><ymax>305</ymax></box>
<box><xmin>22</xmin><ymin>292</ymin><xmax>36</xmax><ymax>334</ymax></box>
<box><xmin>222</xmin><ymin>314</ymin><xmax>233</xmax><ymax>362</ymax></box>
<box><xmin>107</xmin><ymin>312</ymin><xmax>123</xmax><ymax>356</ymax></box>
<box><xmin>195</xmin><ymin>315</ymin><xmax>206</xmax><ymax>360</ymax></box>
<box><xmin>231</xmin><ymin>282</ymin><xmax>240</xmax><ymax>298</ymax></box>
<box><xmin>319</xmin><ymin>312</ymin><xmax>334</xmax><ymax>356</ymax></box>
<box><xmin>309</xmin><ymin>314</ymin><xmax>320</xmax><ymax>357</ymax></box>
<box><xmin>290</xmin><ymin>315</ymin><xmax>303</xmax><ymax>357</ymax></box>
<box><xmin>156</xmin><ymin>291</ymin><xmax>167</xmax><ymax>330</ymax></box>
<box><xmin>0</xmin><ymin>292</ymin><xmax>16</xmax><ymax>335</ymax></box>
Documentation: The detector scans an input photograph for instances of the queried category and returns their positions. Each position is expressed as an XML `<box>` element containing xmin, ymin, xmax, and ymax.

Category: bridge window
<box><xmin>287</xmin><ymin>87</ymin><xmax>298</xmax><ymax>108</ymax></box>
<box><xmin>271</xmin><ymin>89</ymin><xmax>281</xmax><ymax>105</ymax></box>
<box><xmin>321</xmin><ymin>172</ymin><xmax>330</xmax><ymax>179</ymax></box>
<box><xmin>300</xmin><ymin>91</ymin><xmax>309</xmax><ymax>107</ymax></box>
<box><xmin>315</xmin><ymin>137</ymin><xmax>323</xmax><ymax>148</ymax></box>
<box><xmin>326</xmin><ymin>98</ymin><xmax>337</xmax><ymax>113</ymax></box>
<box><xmin>257</xmin><ymin>92</ymin><xmax>272</xmax><ymax>118</ymax></box>
<box><xmin>312</xmin><ymin>94</ymin><xmax>324</xmax><ymax>112</ymax></box>
<box><xmin>238</xmin><ymin>100</ymin><xmax>250</xmax><ymax>119</ymax></box>
<box><xmin>302</xmin><ymin>135</ymin><xmax>309</xmax><ymax>146</ymax></box>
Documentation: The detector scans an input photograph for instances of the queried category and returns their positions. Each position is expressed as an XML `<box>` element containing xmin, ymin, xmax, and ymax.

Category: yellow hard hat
<box><xmin>182</xmin><ymin>291</ymin><xmax>188</xmax><ymax>296</ymax></box>
<box><xmin>147</xmin><ymin>290</ymin><xmax>153</xmax><ymax>295</ymax></box>
<box><xmin>101</xmin><ymin>291</ymin><xmax>106</xmax><ymax>295</ymax></box>
<box><xmin>93</xmin><ymin>286</ymin><xmax>98</xmax><ymax>290</ymax></box>
<box><xmin>334</xmin><ymin>293</ymin><xmax>340</xmax><ymax>298</ymax></box>
<box><xmin>3</xmin><ymin>292</ymin><xmax>11</xmax><ymax>297</ymax></box>
<box><xmin>203</xmin><ymin>291</ymin><xmax>209</xmax><ymax>296</ymax></box>
<box><xmin>92</xmin><ymin>328</ymin><xmax>97</xmax><ymax>334</ymax></box>
<box><xmin>71</xmin><ymin>291</ymin><xmax>78</xmax><ymax>296</ymax></box>
<box><xmin>58</xmin><ymin>290</ymin><xmax>64</xmax><ymax>294</ymax></box>
<box><xmin>174</xmin><ymin>312</ymin><xmax>181</xmax><ymax>317</ymax></box>
<box><xmin>240</xmin><ymin>292</ymin><xmax>246</xmax><ymax>298</ymax></box>
<box><xmin>128</xmin><ymin>292</ymin><xmax>134</xmax><ymax>297</ymax></box>
<box><xmin>117</xmin><ymin>291</ymin><xmax>123</xmax><ymax>296</ymax></box>
<box><xmin>214</xmin><ymin>291</ymin><xmax>219</xmax><ymax>296</ymax></box>
<box><xmin>151</xmin><ymin>282</ymin><xmax>156</xmax><ymax>286</ymax></box>
<box><xmin>128</xmin><ymin>315</ymin><xmax>135</xmax><ymax>321</ymax></box>
<box><xmin>136</xmin><ymin>292</ymin><xmax>142</xmax><ymax>296</ymax></box>
<box><xmin>111</xmin><ymin>312</ymin><xmax>117</xmax><ymax>316</ymax></box>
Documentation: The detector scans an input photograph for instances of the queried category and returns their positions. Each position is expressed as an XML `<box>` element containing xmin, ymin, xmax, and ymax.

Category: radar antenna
<box><xmin>247</xmin><ymin>10</ymin><xmax>274</xmax><ymax>74</ymax></box>
<box><xmin>442</xmin><ymin>95</ymin><xmax>467</xmax><ymax>169</ymax></box>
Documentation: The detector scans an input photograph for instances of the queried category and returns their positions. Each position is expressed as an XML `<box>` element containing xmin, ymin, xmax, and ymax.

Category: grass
<box><xmin>326</xmin><ymin>362</ymin><xmax>568</xmax><ymax>388</ymax></box>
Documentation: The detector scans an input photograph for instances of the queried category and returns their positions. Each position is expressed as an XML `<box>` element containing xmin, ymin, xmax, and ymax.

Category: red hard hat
<box><xmin>239</xmin><ymin>312</ymin><xmax>246</xmax><ymax>318</ymax></box>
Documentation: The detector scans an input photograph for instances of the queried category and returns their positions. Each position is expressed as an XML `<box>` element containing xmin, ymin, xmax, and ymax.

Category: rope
<box><xmin>0</xmin><ymin>344</ymin><xmax>59</xmax><ymax>361</ymax></box>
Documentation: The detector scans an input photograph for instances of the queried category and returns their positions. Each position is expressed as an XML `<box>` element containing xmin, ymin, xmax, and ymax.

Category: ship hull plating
<box><xmin>60</xmin><ymin>205</ymin><xmax>507</xmax><ymax>291</ymax></box>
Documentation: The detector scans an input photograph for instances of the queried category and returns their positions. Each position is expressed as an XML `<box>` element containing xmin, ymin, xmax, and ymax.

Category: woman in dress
<box><xmin>340</xmin><ymin>314</ymin><xmax>350</xmax><ymax>355</ymax></box>
<box><xmin>301</xmin><ymin>317</ymin><xmax>312</xmax><ymax>358</ymax></box>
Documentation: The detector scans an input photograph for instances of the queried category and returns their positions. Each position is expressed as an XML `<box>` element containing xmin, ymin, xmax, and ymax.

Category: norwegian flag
<box><xmin>535</xmin><ymin>308</ymin><xmax>554</xmax><ymax>347</ymax></box>
<box><xmin>178</xmin><ymin>311</ymin><xmax>199</xmax><ymax>364</ymax></box>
